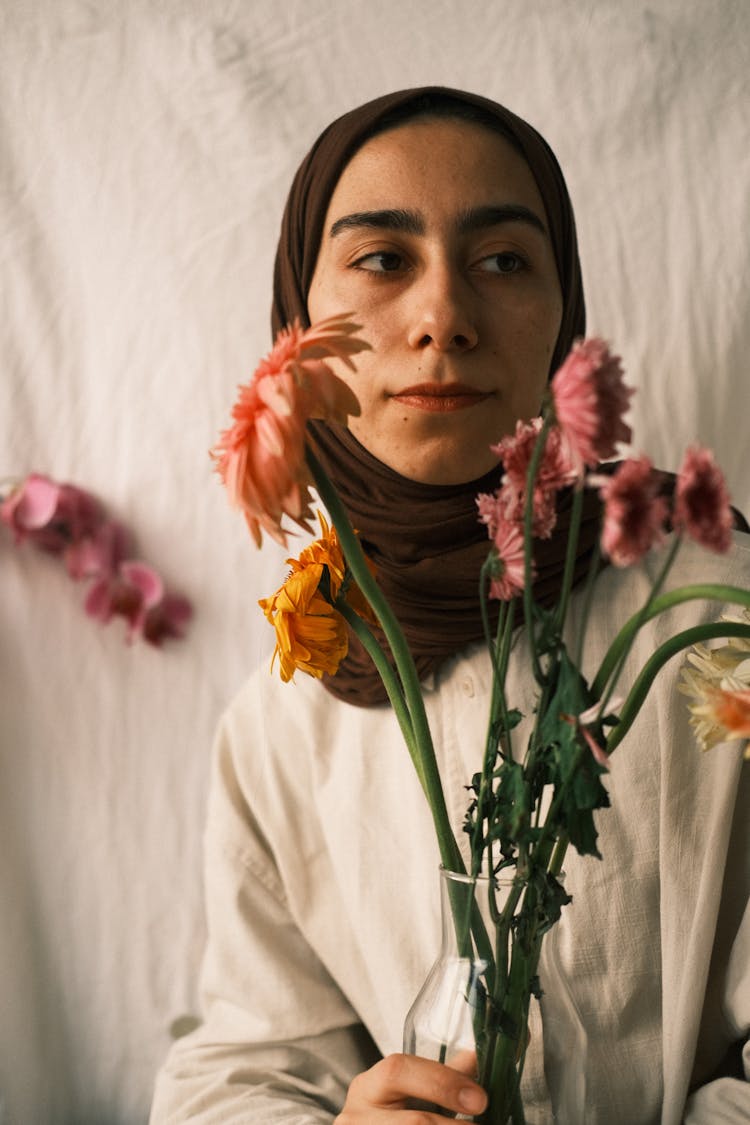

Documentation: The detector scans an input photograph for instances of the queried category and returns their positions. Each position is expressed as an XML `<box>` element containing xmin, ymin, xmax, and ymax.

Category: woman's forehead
<box><xmin>322</xmin><ymin>117</ymin><xmax>547</xmax><ymax>231</ymax></box>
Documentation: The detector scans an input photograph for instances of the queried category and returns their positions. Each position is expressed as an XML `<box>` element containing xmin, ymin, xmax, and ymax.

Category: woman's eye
<box><xmin>351</xmin><ymin>251</ymin><xmax>405</xmax><ymax>273</ymax></box>
<box><xmin>477</xmin><ymin>252</ymin><xmax>525</xmax><ymax>274</ymax></box>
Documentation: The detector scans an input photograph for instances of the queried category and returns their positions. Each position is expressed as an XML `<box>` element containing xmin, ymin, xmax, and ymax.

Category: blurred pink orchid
<box><xmin>1</xmin><ymin>473</ymin><xmax>191</xmax><ymax>647</ymax></box>
<box><xmin>65</xmin><ymin>519</ymin><xmax>132</xmax><ymax>580</ymax></box>
<box><xmin>0</xmin><ymin>473</ymin><xmax>103</xmax><ymax>552</ymax></box>
<box><xmin>85</xmin><ymin>560</ymin><xmax>192</xmax><ymax>646</ymax></box>
<box><xmin>141</xmin><ymin>592</ymin><xmax>193</xmax><ymax>646</ymax></box>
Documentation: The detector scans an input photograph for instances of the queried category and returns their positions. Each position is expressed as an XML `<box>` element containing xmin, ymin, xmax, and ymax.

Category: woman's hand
<box><xmin>334</xmin><ymin>1051</ymin><xmax>488</xmax><ymax>1121</ymax></box>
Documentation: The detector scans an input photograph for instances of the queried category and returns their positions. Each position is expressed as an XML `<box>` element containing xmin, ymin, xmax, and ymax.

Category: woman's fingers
<box><xmin>445</xmin><ymin>1048</ymin><xmax>479</xmax><ymax>1078</ymax></box>
<box><xmin>335</xmin><ymin>1052</ymin><xmax>487</xmax><ymax>1121</ymax></box>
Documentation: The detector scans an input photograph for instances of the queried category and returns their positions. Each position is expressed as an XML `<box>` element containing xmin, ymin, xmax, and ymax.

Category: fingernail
<box><xmin>458</xmin><ymin>1085</ymin><xmax>487</xmax><ymax>1114</ymax></box>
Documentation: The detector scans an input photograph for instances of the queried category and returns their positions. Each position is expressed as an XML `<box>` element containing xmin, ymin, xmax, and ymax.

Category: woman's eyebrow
<box><xmin>328</xmin><ymin>203</ymin><xmax>548</xmax><ymax>240</ymax></box>
<box><xmin>329</xmin><ymin>209</ymin><xmax>425</xmax><ymax>237</ymax></box>
<box><xmin>456</xmin><ymin>204</ymin><xmax>548</xmax><ymax>236</ymax></box>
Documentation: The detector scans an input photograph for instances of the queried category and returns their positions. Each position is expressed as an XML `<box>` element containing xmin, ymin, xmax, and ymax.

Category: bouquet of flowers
<box><xmin>212</xmin><ymin>314</ymin><xmax>750</xmax><ymax>1123</ymax></box>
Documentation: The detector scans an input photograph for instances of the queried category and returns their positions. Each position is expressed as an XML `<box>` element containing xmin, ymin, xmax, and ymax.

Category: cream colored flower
<box><xmin>721</xmin><ymin>607</ymin><xmax>750</xmax><ymax>653</ymax></box>
<box><xmin>678</xmin><ymin>637</ymin><xmax>750</xmax><ymax>754</ymax></box>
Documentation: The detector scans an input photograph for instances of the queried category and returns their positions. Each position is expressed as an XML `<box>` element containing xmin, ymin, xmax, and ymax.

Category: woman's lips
<box><xmin>391</xmin><ymin>382</ymin><xmax>492</xmax><ymax>413</ymax></box>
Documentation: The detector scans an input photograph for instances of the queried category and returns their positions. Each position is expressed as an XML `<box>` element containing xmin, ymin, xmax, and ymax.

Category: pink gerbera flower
<box><xmin>211</xmin><ymin>314</ymin><xmax>369</xmax><ymax>547</ymax></box>
<box><xmin>597</xmin><ymin>455</ymin><xmax>668</xmax><ymax>566</ymax></box>
<box><xmin>550</xmin><ymin>338</ymin><xmax>634</xmax><ymax>472</ymax></box>
<box><xmin>486</xmin><ymin>518</ymin><xmax>528</xmax><ymax>601</ymax></box>
<box><xmin>491</xmin><ymin>418</ymin><xmax>576</xmax><ymax>538</ymax></box>
<box><xmin>476</xmin><ymin>490</ymin><xmax>505</xmax><ymax>539</ymax></box>
<box><xmin>673</xmin><ymin>444</ymin><xmax>734</xmax><ymax>554</ymax></box>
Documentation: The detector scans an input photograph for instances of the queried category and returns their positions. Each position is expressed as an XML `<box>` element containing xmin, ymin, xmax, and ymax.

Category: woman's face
<box><xmin>307</xmin><ymin>117</ymin><xmax>563</xmax><ymax>485</ymax></box>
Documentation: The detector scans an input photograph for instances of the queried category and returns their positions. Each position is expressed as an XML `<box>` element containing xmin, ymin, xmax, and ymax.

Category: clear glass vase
<box><xmin>403</xmin><ymin>867</ymin><xmax>588</xmax><ymax>1123</ymax></box>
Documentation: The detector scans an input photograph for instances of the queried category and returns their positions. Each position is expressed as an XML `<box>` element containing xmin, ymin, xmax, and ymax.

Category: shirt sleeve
<box><xmin>149</xmin><ymin>708</ymin><xmax>381</xmax><ymax>1123</ymax></box>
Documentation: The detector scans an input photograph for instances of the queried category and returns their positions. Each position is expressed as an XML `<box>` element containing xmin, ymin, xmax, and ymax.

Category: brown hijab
<box><xmin>270</xmin><ymin>87</ymin><xmax>599</xmax><ymax>706</ymax></box>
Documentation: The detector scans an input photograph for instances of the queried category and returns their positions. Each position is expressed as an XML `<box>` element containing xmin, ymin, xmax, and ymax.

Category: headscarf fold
<box><xmin>270</xmin><ymin>87</ymin><xmax>592</xmax><ymax>706</ymax></box>
<box><xmin>308</xmin><ymin>424</ymin><xmax>609</xmax><ymax>705</ymax></box>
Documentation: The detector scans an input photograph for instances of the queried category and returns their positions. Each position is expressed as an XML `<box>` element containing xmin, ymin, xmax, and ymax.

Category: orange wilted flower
<box><xmin>259</xmin><ymin>514</ymin><xmax>376</xmax><ymax>682</ymax></box>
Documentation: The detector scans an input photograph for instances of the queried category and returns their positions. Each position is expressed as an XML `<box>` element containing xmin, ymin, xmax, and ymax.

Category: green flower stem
<box><xmin>548</xmin><ymin>833</ymin><xmax>570</xmax><ymax>878</ymax></box>
<box><xmin>495</xmin><ymin>606</ymin><xmax>518</xmax><ymax>761</ymax></box>
<box><xmin>592</xmin><ymin>582</ymin><xmax>750</xmax><ymax>701</ymax></box>
<box><xmin>605</xmin><ymin>620</ymin><xmax>750</xmax><ymax>753</ymax></box>
<box><xmin>335</xmin><ymin>599</ymin><xmax>421</xmax><ymax>779</ymax></box>
<box><xmin>573</xmin><ymin>534</ymin><xmax>602</xmax><ymax>669</ymax></box>
<box><xmin>306</xmin><ymin>446</ymin><xmax>464</xmax><ymax>875</ymax></box>
<box><xmin>485</xmin><ymin>941</ymin><xmax>535</xmax><ymax>1124</ymax></box>
<box><xmin>553</xmin><ymin>482</ymin><xmax>585</xmax><ymax>636</ymax></box>
<box><xmin>523</xmin><ymin>416</ymin><xmax>553</xmax><ymax>686</ymax></box>
<box><xmin>476</xmin><ymin>576</ymin><xmax>519</xmax><ymax>879</ymax></box>
<box><xmin>594</xmin><ymin>536</ymin><xmax>682</xmax><ymax>719</ymax></box>
<box><xmin>472</xmin><ymin>592</ymin><xmax>506</xmax><ymax>876</ymax></box>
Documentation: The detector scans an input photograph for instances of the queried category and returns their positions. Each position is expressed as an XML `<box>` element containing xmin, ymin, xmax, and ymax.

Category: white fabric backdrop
<box><xmin>1</xmin><ymin>2</ymin><xmax>748</xmax><ymax>1122</ymax></box>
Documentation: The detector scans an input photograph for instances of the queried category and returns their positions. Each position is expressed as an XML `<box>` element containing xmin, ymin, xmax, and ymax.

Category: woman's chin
<box><xmin>376</xmin><ymin>444</ymin><xmax>501</xmax><ymax>486</ymax></box>
<box><xmin>348</xmin><ymin>412</ymin><xmax>511</xmax><ymax>486</ymax></box>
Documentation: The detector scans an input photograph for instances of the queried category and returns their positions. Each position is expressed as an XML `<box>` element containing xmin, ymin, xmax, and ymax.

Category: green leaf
<box><xmin>535</xmin><ymin>648</ymin><xmax>610</xmax><ymax>857</ymax></box>
<box><xmin>490</xmin><ymin>759</ymin><xmax>530</xmax><ymax>845</ymax></box>
<box><xmin>535</xmin><ymin>871</ymin><xmax>573</xmax><ymax>935</ymax></box>
<box><xmin>533</xmin><ymin>604</ymin><xmax>562</xmax><ymax>657</ymax></box>
<box><xmin>504</xmin><ymin>708</ymin><xmax>524</xmax><ymax>732</ymax></box>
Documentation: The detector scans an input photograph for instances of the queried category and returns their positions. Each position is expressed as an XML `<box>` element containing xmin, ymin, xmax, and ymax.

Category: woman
<box><xmin>151</xmin><ymin>88</ymin><xmax>749</xmax><ymax>1123</ymax></box>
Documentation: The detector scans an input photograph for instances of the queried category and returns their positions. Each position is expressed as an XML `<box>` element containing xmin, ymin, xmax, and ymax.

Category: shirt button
<box><xmin>461</xmin><ymin>678</ymin><xmax>475</xmax><ymax>698</ymax></box>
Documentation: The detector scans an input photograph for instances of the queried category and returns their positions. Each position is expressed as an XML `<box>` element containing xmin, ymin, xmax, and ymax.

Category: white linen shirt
<box><xmin>151</xmin><ymin>533</ymin><xmax>750</xmax><ymax>1124</ymax></box>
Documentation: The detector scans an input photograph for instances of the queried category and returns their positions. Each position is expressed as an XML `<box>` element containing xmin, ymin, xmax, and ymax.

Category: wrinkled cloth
<box><xmin>150</xmin><ymin>533</ymin><xmax>750</xmax><ymax>1124</ymax></box>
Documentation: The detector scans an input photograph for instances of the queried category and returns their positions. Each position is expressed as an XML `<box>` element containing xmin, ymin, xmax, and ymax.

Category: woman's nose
<box><xmin>406</xmin><ymin>267</ymin><xmax>479</xmax><ymax>352</ymax></box>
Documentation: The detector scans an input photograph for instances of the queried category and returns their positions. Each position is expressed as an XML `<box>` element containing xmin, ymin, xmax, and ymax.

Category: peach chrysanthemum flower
<box><xmin>211</xmin><ymin>315</ymin><xmax>369</xmax><ymax>547</ymax></box>
<box><xmin>673</xmin><ymin>445</ymin><xmax>734</xmax><ymax>554</ymax></box>
<box><xmin>678</xmin><ymin>637</ymin><xmax>750</xmax><ymax>753</ymax></box>
<box><xmin>550</xmin><ymin>338</ymin><xmax>633</xmax><ymax>473</ymax></box>
<box><xmin>596</xmin><ymin>455</ymin><xmax>668</xmax><ymax>567</ymax></box>
<box><xmin>259</xmin><ymin>513</ymin><xmax>376</xmax><ymax>681</ymax></box>
<box><xmin>490</xmin><ymin>418</ymin><xmax>576</xmax><ymax>539</ymax></box>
